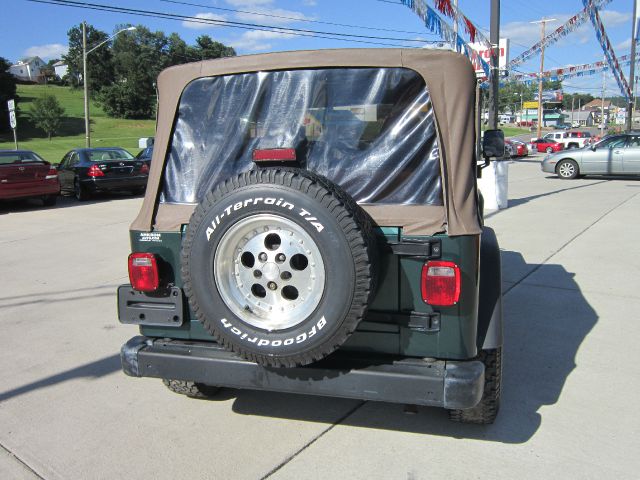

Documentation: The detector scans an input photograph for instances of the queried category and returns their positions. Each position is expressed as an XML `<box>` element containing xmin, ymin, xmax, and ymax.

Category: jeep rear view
<box><xmin>118</xmin><ymin>49</ymin><xmax>503</xmax><ymax>424</ymax></box>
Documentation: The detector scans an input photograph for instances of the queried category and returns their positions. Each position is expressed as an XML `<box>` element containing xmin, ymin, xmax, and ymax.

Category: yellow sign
<box><xmin>523</xmin><ymin>101</ymin><xmax>539</xmax><ymax>109</ymax></box>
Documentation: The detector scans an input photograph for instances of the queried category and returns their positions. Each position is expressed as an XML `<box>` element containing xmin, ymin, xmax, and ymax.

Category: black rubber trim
<box><xmin>120</xmin><ymin>336</ymin><xmax>484</xmax><ymax>409</ymax></box>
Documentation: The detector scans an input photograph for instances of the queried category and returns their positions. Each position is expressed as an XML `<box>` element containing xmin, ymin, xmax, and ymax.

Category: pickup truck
<box><xmin>542</xmin><ymin>131</ymin><xmax>592</xmax><ymax>149</ymax></box>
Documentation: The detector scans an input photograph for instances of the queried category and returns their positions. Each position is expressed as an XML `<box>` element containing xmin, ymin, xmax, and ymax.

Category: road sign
<box><xmin>523</xmin><ymin>101</ymin><xmax>539</xmax><ymax>109</ymax></box>
<box><xmin>9</xmin><ymin>110</ymin><xmax>17</xmax><ymax>129</ymax></box>
<box><xmin>7</xmin><ymin>99</ymin><xmax>15</xmax><ymax>112</ymax></box>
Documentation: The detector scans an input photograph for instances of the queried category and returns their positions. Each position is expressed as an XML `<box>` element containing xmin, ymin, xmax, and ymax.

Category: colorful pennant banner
<box><xmin>583</xmin><ymin>0</ymin><xmax>631</xmax><ymax>99</ymax></box>
<box><xmin>506</xmin><ymin>0</ymin><xmax>611</xmax><ymax>70</ymax></box>
<box><xmin>401</xmin><ymin>0</ymin><xmax>491</xmax><ymax>77</ymax></box>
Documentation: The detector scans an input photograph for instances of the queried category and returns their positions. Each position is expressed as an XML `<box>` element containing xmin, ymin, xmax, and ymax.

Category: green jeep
<box><xmin>118</xmin><ymin>49</ymin><xmax>504</xmax><ymax>424</ymax></box>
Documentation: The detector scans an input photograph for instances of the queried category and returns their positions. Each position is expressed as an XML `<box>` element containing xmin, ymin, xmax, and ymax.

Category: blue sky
<box><xmin>1</xmin><ymin>0</ymin><xmax>637</xmax><ymax>95</ymax></box>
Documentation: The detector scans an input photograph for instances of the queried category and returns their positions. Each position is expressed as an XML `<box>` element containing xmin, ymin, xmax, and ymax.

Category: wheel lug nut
<box><xmin>258</xmin><ymin>252</ymin><xmax>268</xmax><ymax>262</ymax></box>
<box><xmin>267</xmin><ymin>282</ymin><xmax>277</xmax><ymax>291</ymax></box>
<box><xmin>281</xmin><ymin>271</ymin><xmax>292</xmax><ymax>280</ymax></box>
<box><xmin>253</xmin><ymin>270</ymin><xmax>262</xmax><ymax>278</ymax></box>
<box><xmin>276</xmin><ymin>253</ymin><xmax>286</xmax><ymax>263</ymax></box>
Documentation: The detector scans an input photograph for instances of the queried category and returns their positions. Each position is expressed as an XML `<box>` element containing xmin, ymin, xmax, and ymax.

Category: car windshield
<box><xmin>0</xmin><ymin>151</ymin><xmax>46</xmax><ymax>165</ymax></box>
<box><xmin>161</xmin><ymin>67</ymin><xmax>442</xmax><ymax>206</ymax></box>
<box><xmin>88</xmin><ymin>149</ymin><xmax>133</xmax><ymax>161</ymax></box>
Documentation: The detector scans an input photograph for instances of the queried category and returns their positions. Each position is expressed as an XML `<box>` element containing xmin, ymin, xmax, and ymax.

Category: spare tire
<box><xmin>181</xmin><ymin>168</ymin><xmax>377</xmax><ymax>367</ymax></box>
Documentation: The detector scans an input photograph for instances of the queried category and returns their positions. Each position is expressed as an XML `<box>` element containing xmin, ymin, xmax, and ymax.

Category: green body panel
<box><xmin>132</xmin><ymin>227</ymin><xmax>480</xmax><ymax>360</ymax></box>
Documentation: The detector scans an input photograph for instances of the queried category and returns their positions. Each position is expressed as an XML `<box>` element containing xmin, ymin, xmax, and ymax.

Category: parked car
<box><xmin>541</xmin><ymin>133</ymin><xmax>640</xmax><ymax>179</ymax></box>
<box><xmin>0</xmin><ymin>150</ymin><xmax>59</xmax><ymax>206</ymax></box>
<box><xmin>135</xmin><ymin>146</ymin><xmax>153</xmax><ymax>164</ymax></box>
<box><xmin>529</xmin><ymin>138</ymin><xmax>564</xmax><ymax>153</ymax></box>
<box><xmin>57</xmin><ymin>147</ymin><xmax>149</xmax><ymax>200</ymax></box>
<box><xmin>555</xmin><ymin>123</ymin><xmax>572</xmax><ymax>130</ymax></box>
<box><xmin>509</xmin><ymin>139</ymin><xmax>528</xmax><ymax>157</ymax></box>
<box><xmin>118</xmin><ymin>49</ymin><xmax>505</xmax><ymax>424</ymax></box>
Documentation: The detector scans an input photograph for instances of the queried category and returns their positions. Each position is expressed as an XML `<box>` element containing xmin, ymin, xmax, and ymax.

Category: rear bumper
<box><xmin>82</xmin><ymin>176</ymin><xmax>147</xmax><ymax>192</ymax></box>
<box><xmin>120</xmin><ymin>336</ymin><xmax>485</xmax><ymax>409</ymax></box>
<box><xmin>0</xmin><ymin>181</ymin><xmax>59</xmax><ymax>200</ymax></box>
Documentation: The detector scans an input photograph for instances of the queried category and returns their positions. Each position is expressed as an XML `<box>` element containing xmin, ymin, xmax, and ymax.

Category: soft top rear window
<box><xmin>161</xmin><ymin>67</ymin><xmax>442</xmax><ymax>206</ymax></box>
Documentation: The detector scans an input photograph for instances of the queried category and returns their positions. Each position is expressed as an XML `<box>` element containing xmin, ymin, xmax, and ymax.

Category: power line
<box><xmin>26</xmin><ymin>0</ymin><xmax>443</xmax><ymax>48</ymax></box>
<box><xmin>158</xmin><ymin>0</ymin><xmax>437</xmax><ymax>37</ymax></box>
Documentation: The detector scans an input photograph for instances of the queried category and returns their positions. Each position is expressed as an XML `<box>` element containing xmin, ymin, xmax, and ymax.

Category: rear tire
<box><xmin>162</xmin><ymin>379</ymin><xmax>221</xmax><ymax>399</ymax></box>
<box><xmin>74</xmin><ymin>178</ymin><xmax>90</xmax><ymax>201</ymax></box>
<box><xmin>448</xmin><ymin>348</ymin><xmax>502</xmax><ymax>424</ymax></box>
<box><xmin>132</xmin><ymin>186</ymin><xmax>145</xmax><ymax>196</ymax></box>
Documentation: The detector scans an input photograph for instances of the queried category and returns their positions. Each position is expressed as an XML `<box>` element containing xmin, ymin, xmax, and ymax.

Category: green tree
<box><xmin>63</xmin><ymin>23</ymin><xmax>115</xmax><ymax>91</ymax></box>
<box><xmin>0</xmin><ymin>57</ymin><xmax>18</xmax><ymax>131</ymax></box>
<box><xmin>193</xmin><ymin>35</ymin><xmax>236</xmax><ymax>60</ymax></box>
<box><xmin>30</xmin><ymin>95</ymin><xmax>65</xmax><ymax>140</ymax></box>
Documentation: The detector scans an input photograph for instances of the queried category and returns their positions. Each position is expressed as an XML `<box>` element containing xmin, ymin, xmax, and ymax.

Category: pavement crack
<box><xmin>260</xmin><ymin>401</ymin><xmax>367</xmax><ymax>479</ymax></box>
<box><xmin>504</xmin><ymin>190</ymin><xmax>639</xmax><ymax>296</ymax></box>
<box><xmin>0</xmin><ymin>441</ymin><xmax>46</xmax><ymax>480</ymax></box>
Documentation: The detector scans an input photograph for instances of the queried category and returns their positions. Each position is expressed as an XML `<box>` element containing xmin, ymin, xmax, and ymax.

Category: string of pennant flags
<box><xmin>506</xmin><ymin>0</ymin><xmax>611</xmax><ymax>70</ymax></box>
<box><xmin>400</xmin><ymin>0</ymin><xmax>633</xmax><ymax>99</ymax></box>
<box><xmin>511</xmin><ymin>52</ymin><xmax>640</xmax><ymax>85</ymax></box>
<box><xmin>583</xmin><ymin>0</ymin><xmax>632</xmax><ymax>99</ymax></box>
<box><xmin>400</xmin><ymin>0</ymin><xmax>491</xmax><ymax>77</ymax></box>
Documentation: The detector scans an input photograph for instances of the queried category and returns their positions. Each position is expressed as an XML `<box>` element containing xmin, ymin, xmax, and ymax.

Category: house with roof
<box><xmin>564</xmin><ymin>110</ymin><xmax>594</xmax><ymax>127</ymax></box>
<box><xmin>52</xmin><ymin>60</ymin><xmax>68</xmax><ymax>79</ymax></box>
<box><xmin>582</xmin><ymin>99</ymin><xmax>612</xmax><ymax>123</ymax></box>
<box><xmin>9</xmin><ymin>56</ymin><xmax>45</xmax><ymax>83</ymax></box>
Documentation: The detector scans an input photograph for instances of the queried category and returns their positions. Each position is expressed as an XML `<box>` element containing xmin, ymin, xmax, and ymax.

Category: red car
<box><xmin>505</xmin><ymin>139</ymin><xmax>529</xmax><ymax>157</ymax></box>
<box><xmin>529</xmin><ymin>138</ymin><xmax>564</xmax><ymax>154</ymax></box>
<box><xmin>0</xmin><ymin>150</ymin><xmax>60</xmax><ymax>206</ymax></box>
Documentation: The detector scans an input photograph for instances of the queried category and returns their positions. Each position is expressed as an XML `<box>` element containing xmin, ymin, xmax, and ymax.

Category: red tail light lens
<box><xmin>87</xmin><ymin>164</ymin><xmax>105</xmax><ymax>177</ymax></box>
<box><xmin>140</xmin><ymin>163</ymin><xmax>149</xmax><ymax>174</ymax></box>
<box><xmin>421</xmin><ymin>261</ymin><xmax>461</xmax><ymax>306</ymax></box>
<box><xmin>45</xmin><ymin>167</ymin><xmax>58</xmax><ymax>180</ymax></box>
<box><xmin>128</xmin><ymin>253</ymin><xmax>160</xmax><ymax>292</ymax></box>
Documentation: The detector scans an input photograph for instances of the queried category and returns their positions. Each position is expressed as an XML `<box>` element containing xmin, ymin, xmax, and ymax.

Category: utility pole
<box><xmin>571</xmin><ymin>96</ymin><xmax>575</xmax><ymax>126</ymax></box>
<box><xmin>601</xmin><ymin>54</ymin><xmax>606</xmax><ymax>137</ymax></box>
<box><xmin>82</xmin><ymin>21</ymin><xmax>90</xmax><ymax>148</ymax></box>
<box><xmin>626</xmin><ymin>0</ymin><xmax>637</xmax><ymax>131</ymax></box>
<box><xmin>452</xmin><ymin>0</ymin><xmax>458</xmax><ymax>50</ymax></box>
<box><xmin>488</xmin><ymin>0</ymin><xmax>500</xmax><ymax>130</ymax></box>
<box><xmin>531</xmin><ymin>18</ymin><xmax>556</xmax><ymax>139</ymax></box>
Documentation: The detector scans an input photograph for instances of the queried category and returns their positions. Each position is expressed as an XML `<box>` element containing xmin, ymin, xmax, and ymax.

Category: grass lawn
<box><xmin>0</xmin><ymin>84</ymin><xmax>155</xmax><ymax>163</ymax></box>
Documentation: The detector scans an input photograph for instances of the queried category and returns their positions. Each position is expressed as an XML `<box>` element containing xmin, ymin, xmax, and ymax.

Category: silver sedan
<box><xmin>541</xmin><ymin>133</ymin><xmax>640</xmax><ymax>179</ymax></box>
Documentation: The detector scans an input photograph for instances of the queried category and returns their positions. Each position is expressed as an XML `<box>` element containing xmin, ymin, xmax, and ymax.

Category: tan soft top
<box><xmin>132</xmin><ymin>48</ymin><xmax>481</xmax><ymax>236</ymax></box>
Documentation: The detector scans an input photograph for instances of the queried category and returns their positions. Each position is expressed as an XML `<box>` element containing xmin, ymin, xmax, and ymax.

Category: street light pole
<box><xmin>82</xmin><ymin>25</ymin><xmax>136</xmax><ymax>148</ymax></box>
<box><xmin>626</xmin><ymin>0</ymin><xmax>637</xmax><ymax>131</ymax></box>
<box><xmin>82</xmin><ymin>21</ymin><xmax>90</xmax><ymax>148</ymax></box>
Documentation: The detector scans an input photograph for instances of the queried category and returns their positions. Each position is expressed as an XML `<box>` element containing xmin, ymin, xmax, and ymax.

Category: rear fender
<box><xmin>477</xmin><ymin>227</ymin><xmax>503</xmax><ymax>350</ymax></box>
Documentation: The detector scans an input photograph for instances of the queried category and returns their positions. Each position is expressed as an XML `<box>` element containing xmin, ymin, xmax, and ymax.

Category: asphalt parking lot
<box><xmin>1</xmin><ymin>155</ymin><xmax>639</xmax><ymax>479</ymax></box>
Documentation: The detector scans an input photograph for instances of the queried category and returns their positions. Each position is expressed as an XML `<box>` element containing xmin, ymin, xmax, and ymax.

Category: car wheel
<box><xmin>556</xmin><ymin>159</ymin><xmax>579</xmax><ymax>180</ymax></box>
<box><xmin>448</xmin><ymin>348</ymin><xmax>502</xmax><ymax>424</ymax></box>
<box><xmin>162</xmin><ymin>379</ymin><xmax>221</xmax><ymax>399</ymax></box>
<box><xmin>181</xmin><ymin>168</ymin><xmax>377</xmax><ymax>368</ymax></box>
<box><xmin>132</xmin><ymin>186</ymin><xmax>145</xmax><ymax>196</ymax></box>
<box><xmin>74</xmin><ymin>178</ymin><xmax>90</xmax><ymax>201</ymax></box>
<box><xmin>42</xmin><ymin>195</ymin><xmax>57</xmax><ymax>206</ymax></box>
<box><xmin>545</xmin><ymin>147</ymin><xmax>553</xmax><ymax>153</ymax></box>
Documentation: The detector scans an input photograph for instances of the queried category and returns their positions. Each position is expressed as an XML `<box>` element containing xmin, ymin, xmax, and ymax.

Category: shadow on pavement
<box><xmin>225</xmin><ymin>250</ymin><xmax>597</xmax><ymax>444</ymax></box>
<box><xmin>0</xmin><ymin>191</ymin><xmax>143</xmax><ymax>214</ymax></box>
<box><xmin>0</xmin><ymin>355</ymin><xmax>121</xmax><ymax>403</ymax></box>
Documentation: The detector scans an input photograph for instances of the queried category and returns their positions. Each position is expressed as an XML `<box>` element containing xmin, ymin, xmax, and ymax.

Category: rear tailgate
<box><xmin>0</xmin><ymin>161</ymin><xmax>56</xmax><ymax>197</ymax></box>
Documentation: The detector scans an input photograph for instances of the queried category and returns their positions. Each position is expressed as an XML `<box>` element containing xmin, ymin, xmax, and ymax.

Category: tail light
<box><xmin>45</xmin><ymin>167</ymin><xmax>58</xmax><ymax>180</ymax></box>
<box><xmin>87</xmin><ymin>164</ymin><xmax>105</xmax><ymax>177</ymax></box>
<box><xmin>128</xmin><ymin>253</ymin><xmax>159</xmax><ymax>292</ymax></box>
<box><xmin>140</xmin><ymin>163</ymin><xmax>149</xmax><ymax>174</ymax></box>
<box><xmin>421</xmin><ymin>261</ymin><xmax>460</xmax><ymax>306</ymax></box>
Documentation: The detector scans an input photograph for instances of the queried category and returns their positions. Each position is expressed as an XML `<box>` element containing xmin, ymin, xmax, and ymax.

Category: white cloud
<box><xmin>230</xmin><ymin>29</ymin><xmax>296</xmax><ymax>51</ymax></box>
<box><xmin>599</xmin><ymin>10</ymin><xmax>632</xmax><ymax>27</ymax></box>
<box><xmin>615</xmin><ymin>37</ymin><xmax>633</xmax><ymax>51</ymax></box>
<box><xmin>182</xmin><ymin>12</ymin><xmax>227</xmax><ymax>30</ymax></box>
<box><xmin>23</xmin><ymin>43</ymin><xmax>68</xmax><ymax>60</ymax></box>
<box><xmin>235</xmin><ymin>7</ymin><xmax>312</xmax><ymax>25</ymax></box>
<box><xmin>302</xmin><ymin>0</ymin><xmax>317</xmax><ymax>5</ymax></box>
